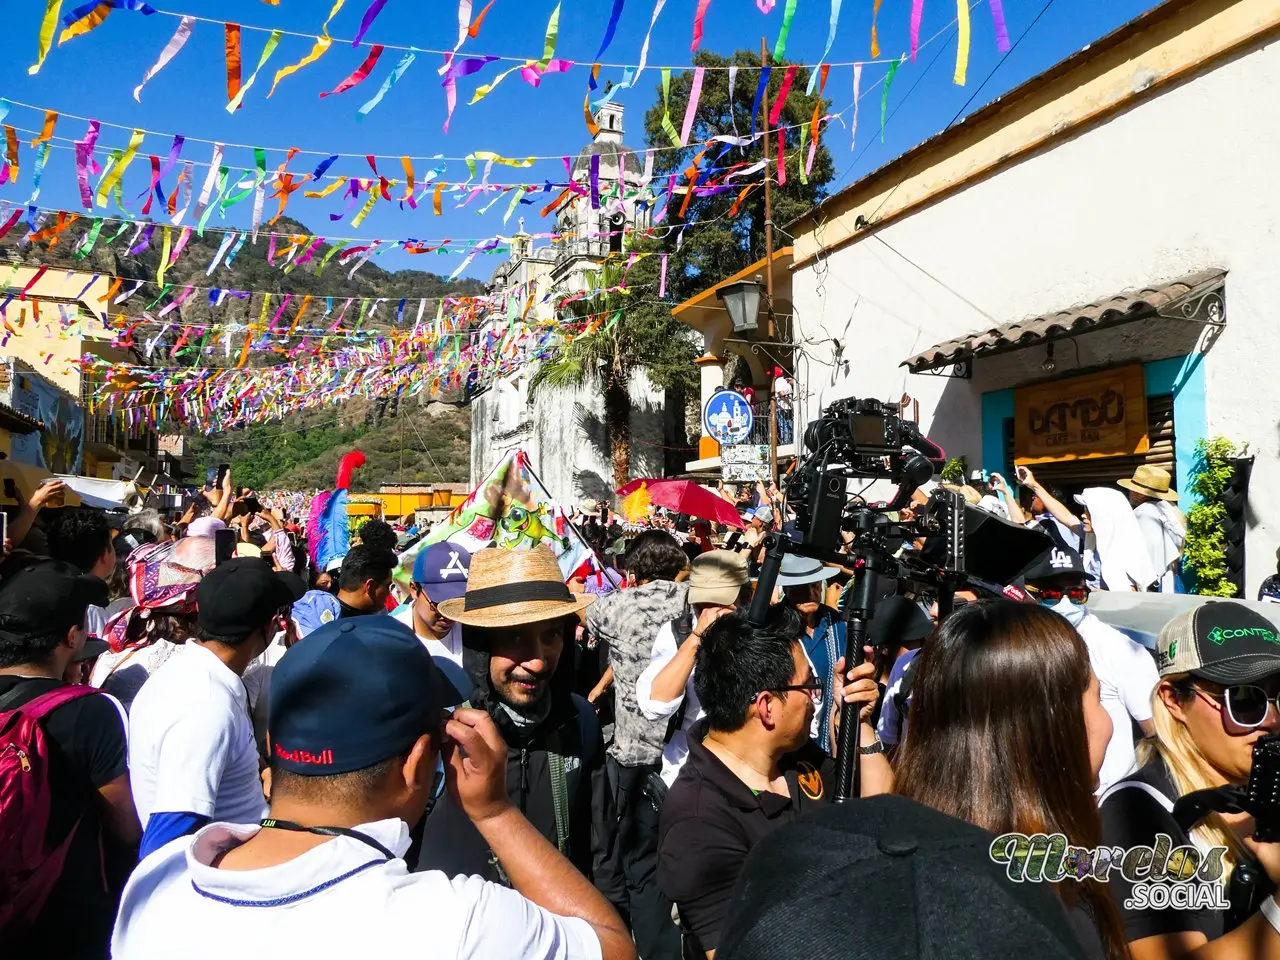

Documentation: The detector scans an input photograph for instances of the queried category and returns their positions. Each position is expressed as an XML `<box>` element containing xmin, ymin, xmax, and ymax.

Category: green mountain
<box><xmin>3</xmin><ymin>213</ymin><xmax>484</xmax><ymax>488</ymax></box>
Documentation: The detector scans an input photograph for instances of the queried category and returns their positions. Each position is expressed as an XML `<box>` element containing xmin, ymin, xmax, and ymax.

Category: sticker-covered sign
<box><xmin>704</xmin><ymin>390</ymin><xmax>753</xmax><ymax>445</ymax></box>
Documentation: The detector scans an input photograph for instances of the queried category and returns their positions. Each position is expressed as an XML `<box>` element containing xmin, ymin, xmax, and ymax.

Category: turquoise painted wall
<box><xmin>978</xmin><ymin>354</ymin><xmax>1207</xmax><ymax>505</ymax></box>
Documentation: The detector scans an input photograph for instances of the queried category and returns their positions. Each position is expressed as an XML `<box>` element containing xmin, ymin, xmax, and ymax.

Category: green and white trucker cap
<box><xmin>1157</xmin><ymin>601</ymin><xmax>1280</xmax><ymax>683</ymax></box>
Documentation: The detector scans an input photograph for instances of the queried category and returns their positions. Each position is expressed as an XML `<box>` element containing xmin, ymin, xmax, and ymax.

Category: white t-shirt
<box><xmin>241</xmin><ymin>632</ymin><xmax>291</xmax><ymax>754</ymax></box>
<box><xmin>90</xmin><ymin>639</ymin><xmax>184</xmax><ymax>713</ymax></box>
<box><xmin>392</xmin><ymin>605</ymin><xmax>464</xmax><ymax>668</ymax></box>
<box><xmin>127</xmin><ymin>642</ymin><xmax>266</xmax><ymax>827</ymax></box>
<box><xmin>85</xmin><ymin>604</ymin><xmax>107</xmax><ymax>640</ymax></box>
<box><xmin>636</xmin><ymin>622</ymin><xmax>702</xmax><ymax>786</ymax></box>
<box><xmin>1077</xmin><ymin>612</ymin><xmax>1159</xmax><ymax>793</ymax></box>
<box><xmin>111</xmin><ymin>817</ymin><xmax>601</xmax><ymax>960</ymax></box>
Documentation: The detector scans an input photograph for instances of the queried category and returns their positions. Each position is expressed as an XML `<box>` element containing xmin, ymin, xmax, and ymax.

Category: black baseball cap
<box><xmin>1157</xmin><ymin>601</ymin><xmax>1280</xmax><ymax>684</ymax></box>
<box><xmin>1022</xmin><ymin>545</ymin><xmax>1086</xmax><ymax>583</ymax></box>
<box><xmin>268</xmin><ymin>616</ymin><xmax>471</xmax><ymax>775</ymax></box>
<box><xmin>719</xmin><ymin>794</ymin><xmax>1089</xmax><ymax>960</ymax></box>
<box><xmin>0</xmin><ymin>559</ymin><xmax>109</xmax><ymax>641</ymax></box>
<box><xmin>868</xmin><ymin>596</ymin><xmax>933</xmax><ymax>647</ymax></box>
<box><xmin>196</xmin><ymin>558</ymin><xmax>306</xmax><ymax>638</ymax></box>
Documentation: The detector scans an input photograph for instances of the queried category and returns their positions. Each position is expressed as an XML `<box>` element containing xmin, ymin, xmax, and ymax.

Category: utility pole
<box><xmin>760</xmin><ymin>37</ymin><xmax>778</xmax><ymax>487</ymax></box>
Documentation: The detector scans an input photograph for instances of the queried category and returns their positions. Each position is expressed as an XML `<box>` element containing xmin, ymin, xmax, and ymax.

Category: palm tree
<box><xmin>529</xmin><ymin>257</ymin><xmax>697</xmax><ymax>489</ymax></box>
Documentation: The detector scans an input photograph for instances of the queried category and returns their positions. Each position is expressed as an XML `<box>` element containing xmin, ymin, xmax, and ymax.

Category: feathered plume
<box><xmin>621</xmin><ymin>482</ymin><xmax>651</xmax><ymax>523</ymax></box>
<box><xmin>307</xmin><ymin>450</ymin><xmax>366</xmax><ymax>572</ymax></box>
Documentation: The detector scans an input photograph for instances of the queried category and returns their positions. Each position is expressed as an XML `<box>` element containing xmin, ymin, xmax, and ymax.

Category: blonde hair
<box><xmin>1138</xmin><ymin>674</ymin><xmax>1249</xmax><ymax>880</ymax></box>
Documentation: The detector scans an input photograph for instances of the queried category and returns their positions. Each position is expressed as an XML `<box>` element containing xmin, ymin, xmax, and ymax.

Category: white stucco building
<box><xmin>469</xmin><ymin>104</ymin><xmax>666</xmax><ymax>505</ymax></box>
<box><xmin>774</xmin><ymin>0</ymin><xmax>1277</xmax><ymax>594</ymax></box>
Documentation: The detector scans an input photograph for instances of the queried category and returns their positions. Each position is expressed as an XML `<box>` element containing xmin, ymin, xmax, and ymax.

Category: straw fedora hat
<box><xmin>1118</xmin><ymin>464</ymin><xmax>1179</xmax><ymax>502</ymax></box>
<box><xmin>436</xmin><ymin>545</ymin><xmax>594</xmax><ymax>628</ymax></box>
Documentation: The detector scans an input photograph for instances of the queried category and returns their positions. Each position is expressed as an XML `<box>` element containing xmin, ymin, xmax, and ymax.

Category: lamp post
<box><xmin>716</xmin><ymin>279</ymin><xmax>762</xmax><ymax>334</ymax></box>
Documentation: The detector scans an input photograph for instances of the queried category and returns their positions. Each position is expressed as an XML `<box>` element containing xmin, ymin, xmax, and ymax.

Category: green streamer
<box><xmin>73</xmin><ymin>217</ymin><xmax>105</xmax><ymax>260</ymax></box>
<box><xmin>773</xmin><ymin>0</ymin><xmax>800</xmax><ymax>62</ymax></box>
<box><xmin>881</xmin><ymin>57</ymin><xmax>901</xmax><ymax>143</ymax></box>
<box><xmin>660</xmin><ymin>69</ymin><xmax>681</xmax><ymax>147</ymax></box>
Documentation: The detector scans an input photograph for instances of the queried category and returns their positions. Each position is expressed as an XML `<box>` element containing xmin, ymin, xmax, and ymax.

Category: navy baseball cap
<box><xmin>411</xmin><ymin>542</ymin><xmax>471</xmax><ymax>604</ymax></box>
<box><xmin>268</xmin><ymin>616</ymin><xmax>471</xmax><ymax>775</ymax></box>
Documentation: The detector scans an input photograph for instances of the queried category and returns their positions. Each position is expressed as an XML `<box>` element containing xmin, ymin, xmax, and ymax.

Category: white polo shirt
<box><xmin>112</xmin><ymin>818</ymin><xmax>601</xmax><ymax>960</ymax></box>
<box><xmin>127</xmin><ymin>642</ymin><xmax>266</xmax><ymax>827</ymax></box>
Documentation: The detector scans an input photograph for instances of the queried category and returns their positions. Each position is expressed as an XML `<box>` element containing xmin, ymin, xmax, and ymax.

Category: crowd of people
<box><xmin>6</xmin><ymin>458</ymin><xmax>1280</xmax><ymax>960</ymax></box>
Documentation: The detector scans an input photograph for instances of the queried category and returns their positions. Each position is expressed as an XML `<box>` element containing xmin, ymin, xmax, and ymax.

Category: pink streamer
<box><xmin>989</xmin><ymin>0</ymin><xmax>1011</xmax><ymax>52</ymax></box>
<box><xmin>910</xmin><ymin>0</ymin><xmax>923</xmax><ymax>61</ymax></box>
<box><xmin>776</xmin><ymin>128</ymin><xmax>786</xmax><ymax>187</ymax></box>
<box><xmin>691</xmin><ymin>0</ymin><xmax>713</xmax><ymax>50</ymax></box>
<box><xmin>658</xmin><ymin>252</ymin><xmax>668</xmax><ymax>298</ymax></box>
<box><xmin>851</xmin><ymin>62</ymin><xmax>862</xmax><ymax>149</ymax></box>
<box><xmin>74</xmin><ymin>120</ymin><xmax>102</xmax><ymax>210</ymax></box>
<box><xmin>679</xmin><ymin>66</ymin><xmax>705</xmax><ymax>146</ymax></box>
<box><xmin>521</xmin><ymin>59</ymin><xmax>574</xmax><ymax>86</ymax></box>
<box><xmin>768</xmin><ymin>65</ymin><xmax>798</xmax><ymax>127</ymax></box>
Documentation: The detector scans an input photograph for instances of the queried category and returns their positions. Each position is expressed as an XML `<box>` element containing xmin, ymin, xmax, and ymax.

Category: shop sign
<box><xmin>1014</xmin><ymin>364</ymin><xmax>1149</xmax><ymax>463</ymax></box>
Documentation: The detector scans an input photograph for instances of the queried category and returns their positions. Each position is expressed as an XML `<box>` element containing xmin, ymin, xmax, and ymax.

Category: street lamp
<box><xmin>717</xmin><ymin>279</ymin><xmax>762</xmax><ymax>334</ymax></box>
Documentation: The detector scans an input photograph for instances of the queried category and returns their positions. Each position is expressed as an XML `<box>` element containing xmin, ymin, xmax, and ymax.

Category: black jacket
<box><xmin>412</xmin><ymin>632</ymin><xmax>623</xmax><ymax>907</ymax></box>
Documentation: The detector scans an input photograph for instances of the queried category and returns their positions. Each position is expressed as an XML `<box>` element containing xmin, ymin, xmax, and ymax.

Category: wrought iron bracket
<box><xmin>1157</xmin><ymin>285</ymin><xmax>1226</xmax><ymax>326</ymax></box>
<box><xmin>913</xmin><ymin>359</ymin><xmax>972</xmax><ymax>379</ymax></box>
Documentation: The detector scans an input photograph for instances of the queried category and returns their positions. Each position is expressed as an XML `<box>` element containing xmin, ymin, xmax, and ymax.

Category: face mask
<box><xmin>1046</xmin><ymin>596</ymin><xmax>1088</xmax><ymax>627</ymax></box>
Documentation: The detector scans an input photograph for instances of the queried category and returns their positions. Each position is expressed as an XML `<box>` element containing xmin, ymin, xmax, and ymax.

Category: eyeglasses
<box><xmin>1196</xmin><ymin>685</ymin><xmax>1280</xmax><ymax>729</ymax></box>
<box><xmin>769</xmin><ymin>677</ymin><xmax>824</xmax><ymax>701</ymax></box>
<box><xmin>1025</xmin><ymin>584</ymin><xmax>1090</xmax><ymax>604</ymax></box>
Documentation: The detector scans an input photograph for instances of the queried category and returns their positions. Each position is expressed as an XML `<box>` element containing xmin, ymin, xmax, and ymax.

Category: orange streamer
<box><xmin>225</xmin><ymin>23</ymin><xmax>243</xmax><ymax>106</ymax></box>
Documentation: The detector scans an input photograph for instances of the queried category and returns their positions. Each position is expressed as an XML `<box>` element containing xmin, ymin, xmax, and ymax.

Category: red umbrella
<box><xmin>615</xmin><ymin>478</ymin><xmax>745</xmax><ymax>529</ymax></box>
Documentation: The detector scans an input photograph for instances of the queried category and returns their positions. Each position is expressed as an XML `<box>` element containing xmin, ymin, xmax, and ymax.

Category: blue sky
<box><xmin>0</xmin><ymin>0</ymin><xmax>1159</xmax><ymax>281</ymax></box>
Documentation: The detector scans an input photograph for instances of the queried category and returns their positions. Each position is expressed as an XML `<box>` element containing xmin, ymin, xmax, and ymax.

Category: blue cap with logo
<box><xmin>268</xmin><ymin>616</ymin><xmax>471</xmax><ymax>776</ymax></box>
<box><xmin>412</xmin><ymin>542</ymin><xmax>472</xmax><ymax>604</ymax></box>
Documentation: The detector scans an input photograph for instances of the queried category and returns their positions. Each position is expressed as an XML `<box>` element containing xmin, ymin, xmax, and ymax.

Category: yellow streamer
<box><xmin>321</xmin><ymin>0</ymin><xmax>346</xmax><ymax>36</ymax></box>
<box><xmin>953</xmin><ymin>0</ymin><xmax>970</xmax><ymax>85</ymax></box>
<box><xmin>469</xmin><ymin>63</ymin><xmax>524</xmax><ymax>105</ymax></box>
<box><xmin>58</xmin><ymin>2</ymin><xmax>112</xmax><ymax>44</ymax></box>
<box><xmin>268</xmin><ymin>35</ymin><xmax>331</xmax><ymax>98</ymax></box>
<box><xmin>467</xmin><ymin>150</ymin><xmax>537</xmax><ymax>168</ymax></box>
<box><xmin>350</xmin><ymin>186</ymin><xmax>383</xmax><ymax>228</ymax></box>
<box><xmin>156</xmin><ymin>226</ymin><xmax>172</xmax><ymax>286</ymax></box>
<box><xmin>29</xmin><ymin>0</ymin><xmax>62</xmax><ymax>74</ymax></box>
<box><xmin>95</xmin><ymin>128</ymin><xmax>143</xmax><ymax>208</ymax></box>
<box><xmin>303</xmin><ymin>176</ymin><xmax>348</xmax><ymax>199</ymax></box>
<box><xmin>228</xmin><ymin>29</ymin><xmax>283</xmax><ymax>112</ymax></box>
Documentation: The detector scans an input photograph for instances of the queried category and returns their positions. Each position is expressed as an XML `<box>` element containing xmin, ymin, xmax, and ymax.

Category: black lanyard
<box><xmin>258</xmin><ymin>819</ymin><xmax>396</xmax><ymax>860</ymax></box>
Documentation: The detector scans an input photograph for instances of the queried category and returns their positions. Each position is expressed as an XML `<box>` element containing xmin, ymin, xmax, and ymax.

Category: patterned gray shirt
<box><xmin>587</xmin><ymin>580</ymin><xmax>690</xmax><ymax>766</ymax></box>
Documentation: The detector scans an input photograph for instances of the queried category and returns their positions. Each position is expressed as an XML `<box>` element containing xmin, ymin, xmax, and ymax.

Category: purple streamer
<box><xmin>129</xmin><ymin>223</ymin><xmax>156</xmax><ymax>255</ymax></box>
<box><xmin>989</xmin><ymin>0</ymin><xmax>1011</xmax><ymax>52</ymax></box>
<box><xmin>352</xmin><ymin>0</ymin><xmax>390</xmax><ymax>46</ymax></box>
<box><xmin>590</xmin><ymin>153</ymin><xmax>600</xmax><ymax>209</ymax></box>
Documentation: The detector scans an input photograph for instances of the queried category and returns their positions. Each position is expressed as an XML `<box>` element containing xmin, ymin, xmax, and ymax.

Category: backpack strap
<box><xmin>0</xmin><ymin>682</ymin><xmax>98</xmax><ymax>720</ymax></box>
<box><xmin>1098</xmin><ymin>778</ymin><xmax>1174</xmax><ymax>812</ymax></box>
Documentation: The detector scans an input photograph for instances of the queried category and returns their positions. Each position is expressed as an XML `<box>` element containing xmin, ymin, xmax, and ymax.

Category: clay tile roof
<box><xmin>902</xmin><ymin>269</ymin><xmax>1227</xmax><ymax>373</ymax></box>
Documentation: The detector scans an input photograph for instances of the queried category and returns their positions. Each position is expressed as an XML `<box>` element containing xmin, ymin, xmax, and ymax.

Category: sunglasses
<box><xmin>1196</xmin><ymin>685</ymin><xmax>1280</xmax><ymax>729</ymax></box>
<box><xmin>1026</xmin><ymin>584</ymin><xmax>1090</xmax><ymax>604</ymax></box>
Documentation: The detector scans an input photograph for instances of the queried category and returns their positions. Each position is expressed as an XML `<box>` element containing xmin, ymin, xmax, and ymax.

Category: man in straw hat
<box><xmin>1118</xmin><ymin>464</ymin><xmax>1186</xmax><ymax>593</ymax></box>
<box><xmin>412</xmin><ymin>546</ymin><xmax>623</xmax><ymax>912</ymax></box>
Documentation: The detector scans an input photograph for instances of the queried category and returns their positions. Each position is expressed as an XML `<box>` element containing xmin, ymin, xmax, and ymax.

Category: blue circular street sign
<box><xmin>704</xmin><ymin>390</ymin><xmax>754</xmax><ymax>445</ymax></box>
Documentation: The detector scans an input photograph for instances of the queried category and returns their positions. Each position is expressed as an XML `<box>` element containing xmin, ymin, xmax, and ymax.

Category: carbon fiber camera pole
<box><xmin>833</xmin><ymin>560</ymin><xmax>878</xmax><ymax>803</ymax></box>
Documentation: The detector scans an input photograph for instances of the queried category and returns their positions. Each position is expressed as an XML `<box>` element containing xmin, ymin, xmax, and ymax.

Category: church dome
<box><xmin>572</xmin><ymin>140</ymin><xmax>643</xmax><ymax>179</ymax></box>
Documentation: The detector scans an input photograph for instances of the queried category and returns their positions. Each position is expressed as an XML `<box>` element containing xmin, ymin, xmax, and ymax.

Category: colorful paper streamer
<box><xmin>133</xmin><ymin>14</ymin><xmax>194</xmax><ymax>101</ymax></box>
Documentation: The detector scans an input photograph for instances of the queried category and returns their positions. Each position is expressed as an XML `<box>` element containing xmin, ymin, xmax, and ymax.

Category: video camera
<box><xmin>750</xmin><ymin>397</ymin><xmax>1053</xmax><ymax>802</ymax></box>
<box><xmin>1173</xmin><ymin>734</ymin><xmax>1280</xmax><ymax>928</ymax></box>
